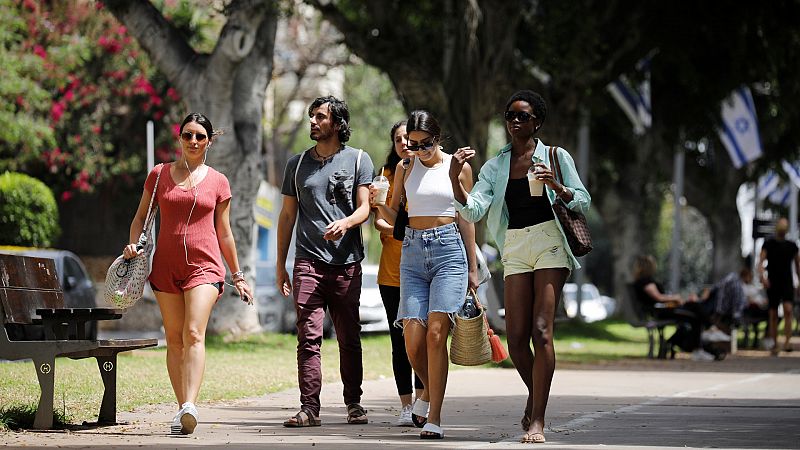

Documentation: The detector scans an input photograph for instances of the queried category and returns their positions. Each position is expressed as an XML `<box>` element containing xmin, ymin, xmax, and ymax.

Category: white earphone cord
<box><xmin>183</xmin><ymin>151</ymin><xmax>237</xmax><ymax>290</ymax></box>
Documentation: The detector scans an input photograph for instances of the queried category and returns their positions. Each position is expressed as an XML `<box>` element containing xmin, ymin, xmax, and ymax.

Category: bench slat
<box><xmin>0</xmin><ymin>254</ymin><xmax>61</xmax><ymax>291</ymax></box>
<box><xmin>1</xmin><ymin>288</ymin><xmax>64</xmax><ymax>325</ymax></box>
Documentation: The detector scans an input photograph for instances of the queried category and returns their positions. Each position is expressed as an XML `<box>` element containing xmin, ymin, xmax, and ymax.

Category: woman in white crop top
<box><xmin>370</xmin><ymin>110</ymin><xmax>477</xmax><ymax>440</ymax></box>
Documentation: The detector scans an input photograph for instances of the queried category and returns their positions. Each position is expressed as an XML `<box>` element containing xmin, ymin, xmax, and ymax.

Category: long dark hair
<box><xmin>406</xmin><ymin>110</ymin><xmax>441</xmax><ymax>141</ymax></box>
<box><xmin>384</xmin><ymin>120</ymin><xmax>407</xmax><ymax>171</ymax></box>
<box><xmin>308</xmin><ymin>95</ymin><xmax>351</xmax><ymax>142</ymax></box>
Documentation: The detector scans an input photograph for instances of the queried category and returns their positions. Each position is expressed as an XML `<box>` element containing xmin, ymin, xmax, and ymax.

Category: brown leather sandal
<box><xmin>346</xmin><ymin>403</ymin><xmax>368</xmax><ymax>424</ymax></box>
<box><xmin>283</xmin><ymin>407</ymin><xmax>321</xmax><ymax>427</ymax></box>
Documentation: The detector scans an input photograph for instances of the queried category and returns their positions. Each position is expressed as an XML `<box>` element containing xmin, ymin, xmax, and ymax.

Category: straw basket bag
<box><xmin>104</xmin><ymin>164</ymin><xmax>162</xmax><ymax>309</ymax></box>
<box><xmin>450</xmin><ymin>288</ymin><xmax>492</xmax><ymax>366</ymax></box>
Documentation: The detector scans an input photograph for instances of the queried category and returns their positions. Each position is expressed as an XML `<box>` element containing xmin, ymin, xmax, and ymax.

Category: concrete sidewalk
<box><xmin>2</xmin><ymin>352</ymin><xmax>799</xmax><ymax>449</ymax></box>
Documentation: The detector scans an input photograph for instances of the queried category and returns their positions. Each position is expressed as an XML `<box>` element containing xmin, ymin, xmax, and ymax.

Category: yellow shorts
<box><xmin>502</xmin><ymin>220</ymin><xmax>572</xmax><ymax>278</ymax></box>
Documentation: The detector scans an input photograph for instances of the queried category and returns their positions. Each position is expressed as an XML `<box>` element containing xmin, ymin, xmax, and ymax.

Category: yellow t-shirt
<box><xmin>377</xmin><ymin>167</ymin><xmax>403</xmax><ymax>287</ymax></box>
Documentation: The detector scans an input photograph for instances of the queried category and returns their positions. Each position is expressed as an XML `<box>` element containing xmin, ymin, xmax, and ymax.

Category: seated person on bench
<box><xmin>632</xmin><ymin>255</ymin><xmax>715</xmax><ymax>361</ymax></box>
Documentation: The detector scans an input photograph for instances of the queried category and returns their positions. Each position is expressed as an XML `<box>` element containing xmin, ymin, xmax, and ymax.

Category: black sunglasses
<box><xmin>504</xmin><ymin>111</ymin><xmax>536</xmax><ymax>123</ymax></box>
<box><xmin>181</xmin><ymin>131</ymin><xmax>208</xmax><ymax>142</ymax></box>
<box><xmin>407</xmin><ymin>139</ymin><xmax>436</xmax><ymax>152</ymax></box>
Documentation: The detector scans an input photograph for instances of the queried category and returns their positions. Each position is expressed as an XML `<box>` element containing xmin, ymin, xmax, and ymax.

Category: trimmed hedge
<box><xmin>0</xmin><ymin>172</ymin><xmax>60</xmax><ymax>247</ymax></box>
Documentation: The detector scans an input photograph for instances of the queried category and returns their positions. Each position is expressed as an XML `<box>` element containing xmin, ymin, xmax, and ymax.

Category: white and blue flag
<box><xmin>781</xmin><ymin>160</ymin><xmax>800</xmax><ymax>189</ymax></box>
<box><xmin>758</xmin><ymin>170</ymin><xmax>789</xmax><ymax>206</ymax></box>
<box><xmin>718</xmin><ymin>86</ymin><xmax>763</xmax><ymax>169</ymax></box>
<box><xmin>606</xmin><ymin>58</ymin><xmax>651</xmax><ymax>136</ymax></box>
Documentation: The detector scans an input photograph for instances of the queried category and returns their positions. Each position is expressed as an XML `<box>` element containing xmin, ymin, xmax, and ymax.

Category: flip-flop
<box><xmin>411</xmin><ymin>398</ymin><xmax>429</xmax><ymax>428</ymax></box>
<box><xmin>521</xmin><ymin>432</ymin><xmax>546</xmax><ymax>443</ymax></box>
<box><xmin>420</xmin><ymin>422</ymin><xmax>444</xmax><ymax>439</ymax></box>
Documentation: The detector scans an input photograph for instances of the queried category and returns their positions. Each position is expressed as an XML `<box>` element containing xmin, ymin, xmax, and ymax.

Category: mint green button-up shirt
<box><xmin>454</xmin><ymin>139</ymin><xmax>591</xmax><ymax>270</ymax></box>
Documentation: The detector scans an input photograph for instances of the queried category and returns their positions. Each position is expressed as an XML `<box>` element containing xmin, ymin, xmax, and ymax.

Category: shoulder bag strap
<box><xmin>294</xmin><ymin>150</ymin><xmax>307</xmax><ymax>196</ymax></box>
<box><xmin>549</xmin><ymin>146</ymin><xmax>564</xmax><ymax>185</ymax></box>
<box><xmin>142</xmin><ymin>163</ymin><xmax>163</xmax><ymax>234</ymax></box>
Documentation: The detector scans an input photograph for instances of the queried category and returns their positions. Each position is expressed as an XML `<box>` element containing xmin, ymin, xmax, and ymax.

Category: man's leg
<box><xmin>327</xmin><ymin>263</ymin><xmax>364</xmax><ymax>408</ymax></box>
<box><xmin>293</xmin><ymin>260</ymin><xmax>327</xmax><ymax>416</ymax></box>
<box><xmin>782</xmin><ymin>301</ymin><xmax>794</xmax><ymax>350</ymax></box>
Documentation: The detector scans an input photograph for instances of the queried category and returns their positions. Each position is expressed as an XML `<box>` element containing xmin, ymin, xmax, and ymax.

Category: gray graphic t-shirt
<box><xmin>281</xmin><ymin>145</ymin><xmax>374</xmax><ymax>265</ymax></box>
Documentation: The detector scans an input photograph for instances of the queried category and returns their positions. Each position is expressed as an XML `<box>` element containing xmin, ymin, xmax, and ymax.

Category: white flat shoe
<box><xmin>411</xmin><ymin>398</ymin><xmax>429</xmax><ymax>428</ymax></box>
<box><xmin>420</xmin><ymin>422</ymin><xmax>444</xmax><ymax>439</ymax></box>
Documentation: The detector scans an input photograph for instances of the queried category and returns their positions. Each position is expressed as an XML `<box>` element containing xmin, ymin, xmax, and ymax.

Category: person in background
<box><xmin>758</xmin><ymin>217</ymin><xmax>798</xmax><ymax>355</ymax></box>
<box><xmin>632</xmin><ymin>255</ymin><xmax>715</xmax><ymax>361</ymax></box>
<box><xmin>276</xmin><ymin>96</ymin><xmax>374</xmax><ymax>427</ymax></box>
<box><xmin>123</xmin><ymin>112</ymin><xmax>253</xmax><ymax>435</ymax></box>
<box><xmin>448</xmin><ymin>90</ymin><xmax>591</xmax><ymax>444</ymax></box>
<box><xmin>371</xmin><ymin>109</ymin><xmax>479</xmax><ymax>440</ymax></box>
<box><xmin>373</xmin><ymin>120</ymin><xmax>424</xmax><ymax>426</ymax></box>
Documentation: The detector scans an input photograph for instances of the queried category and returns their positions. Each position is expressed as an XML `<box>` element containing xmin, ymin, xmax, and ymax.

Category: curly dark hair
<box><xmin>308</xmin><ymin>95</ymin><xmax>351</xmax><ymax>143</ymax></box>
<box><xmin>505</xmin><ymin>90</ymin><xmax>547</xmax><ymax>126</ymax></box>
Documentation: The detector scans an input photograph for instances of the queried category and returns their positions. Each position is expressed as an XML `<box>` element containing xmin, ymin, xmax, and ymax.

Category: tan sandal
<box><xmin>521</xmin><ymin>432</ymin><xmax>546</xmax><ymax>443</ymax></box>
<box><xmin>346</xmin><ymin>403</ymin><xmax>368</xmax><ymax>424</ymax></box>
<box><xmin>283</xmin><ymin>407</ymin><xmax>321</xmax><ymax>427</ymax></box>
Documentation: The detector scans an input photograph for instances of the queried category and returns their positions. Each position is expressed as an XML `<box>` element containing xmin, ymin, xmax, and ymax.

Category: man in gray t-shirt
<box><xmin>276</xmin><ymin>96</ymin><xmax>373</xmax><ymax>426</ymax></box>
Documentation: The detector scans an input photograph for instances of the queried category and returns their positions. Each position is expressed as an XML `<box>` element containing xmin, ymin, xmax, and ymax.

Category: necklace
<box><xmin>312</xmin><ymin>145</ymin><xmax>338</xmax><ymax>166</ymax></box>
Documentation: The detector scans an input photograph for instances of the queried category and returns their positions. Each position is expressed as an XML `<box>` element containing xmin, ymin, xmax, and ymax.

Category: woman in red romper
<box><xmin>123</xmin><ymin>113</ymin><xmax>253</xmax><ymax>435</ymax></box>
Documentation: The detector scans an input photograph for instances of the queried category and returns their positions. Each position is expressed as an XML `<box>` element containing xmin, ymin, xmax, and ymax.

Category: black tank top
<box><xmin>505</xmin><ymin>177</ymin><xmax>554</xmax><ymax>229</ymax></box>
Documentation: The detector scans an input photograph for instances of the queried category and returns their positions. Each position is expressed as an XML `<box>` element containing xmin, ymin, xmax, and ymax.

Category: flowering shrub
<box><xmin>0</xmin><ymin>0</ymin><xmax>191</xmax><ymax>200</ymax></box>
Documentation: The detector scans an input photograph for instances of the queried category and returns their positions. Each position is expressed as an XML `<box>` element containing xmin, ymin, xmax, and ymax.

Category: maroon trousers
<box><xmin>292</xmin><ymin>258</ymin><xmax>363</xmax><ymax>415</ymax></box>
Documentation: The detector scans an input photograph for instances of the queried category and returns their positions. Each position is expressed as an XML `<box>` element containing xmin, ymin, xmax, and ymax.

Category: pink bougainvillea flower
<box><xmin>166</xmin><ymin>87</ymin><xmax>180</xmax><ymax>101</ymax></box>
<box><xmin>33</xmin><ymin>44</ymin><xmax>47</xmax><ymax>59</ymax></box>
<box><xmin>61</xmin><ymin>191</ymin><xmax>73</xmax><ymax>202</ymax></box>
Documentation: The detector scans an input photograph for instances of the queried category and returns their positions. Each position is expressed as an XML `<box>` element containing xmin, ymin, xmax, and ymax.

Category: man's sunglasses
<box><xmin>407</xmin><ymin>140</ymin><xmax>436</xmax><ymax>152</ymax></box>
<box><xmin>504</xmin><ymin>111</ymin><xmax>536</xmax><ymax>123</ymax></box>
<box><xmin>181</xmin><ymin>131</ymin><xmax>208</xmax><ymax>142</ymax></box>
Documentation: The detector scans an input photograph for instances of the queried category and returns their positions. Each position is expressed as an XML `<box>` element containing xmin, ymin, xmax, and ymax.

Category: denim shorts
<box><xmin>502</xmin><ymin>219</ymin><xmax>572</xmax><ymax>278</ymax></box>
<box><xmin>396</xmin><ymin>222</ymin><xmax>468</xmax><ymax>326</ymax></box>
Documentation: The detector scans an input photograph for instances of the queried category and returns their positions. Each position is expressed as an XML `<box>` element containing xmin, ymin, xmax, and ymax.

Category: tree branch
<box><xmin>104</xmin><ymin>0</ymin><xmax>200</xmax><ymax>91</ymax></box>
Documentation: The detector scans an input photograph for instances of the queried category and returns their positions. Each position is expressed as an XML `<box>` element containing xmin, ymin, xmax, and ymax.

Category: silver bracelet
<box><xmin>232</xmin><ymin>270</ymin><xmax>245</xmax><ymax>281</ymax></box>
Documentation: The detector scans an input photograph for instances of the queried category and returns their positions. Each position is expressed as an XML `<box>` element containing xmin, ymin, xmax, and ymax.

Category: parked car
<box><xmin>358</xmin><ymin>264</ymin><xmax>389</xmax><ymax>333</ymax></box>
<box><xmin>562</xmin><ymin>282</ymin><xmax>617</xmax><ymax>322</ymax></box>
<box><xmin>0</xmin><ymin>247</ymin><xmax>99</xmax><ymax>339</ymax></box>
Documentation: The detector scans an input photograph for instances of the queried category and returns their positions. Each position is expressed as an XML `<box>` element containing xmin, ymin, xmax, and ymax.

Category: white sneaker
<box><xmin>702</xmin><ymin>328</ymin><xmax>731</xmax><ymax>343</ymax></box>
<box><xmin>691</xmin><ymin>349</ymin><xmax>715</xmax><ymax>361</ymax></box>
<box><xmin>397</xmin><ymin>404</ymin><xmax>414</xmax><ymax>427</ymax></box>
<box><xmin>170</xmin><ymin>408</ymin><xmax>184</xmax><ymax>435</ymax></box>
<box><xmin>179</xmin><ymin>402</ymin><xmax>198</xmax><ymax>435</ymax></box>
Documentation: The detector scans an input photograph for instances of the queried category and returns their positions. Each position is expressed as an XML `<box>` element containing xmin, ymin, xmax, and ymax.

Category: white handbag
<box><xmin>104</xmin><ymin>165</ymin><xmax>162</xmax><ymax>308</ymax></box>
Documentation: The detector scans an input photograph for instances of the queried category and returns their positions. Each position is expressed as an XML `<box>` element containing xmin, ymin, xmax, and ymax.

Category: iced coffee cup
<box><xmin>527</xmin><ymin>166</ymin><xmax>544</xmax><ymax>196</ymax></box>
<box><xmin>371</xmin><ymin>175</ymin><xmax>390</xmax><ymax>205</ymax></box>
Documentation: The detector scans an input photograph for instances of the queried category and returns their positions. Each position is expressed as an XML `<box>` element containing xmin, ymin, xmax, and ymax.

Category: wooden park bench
<box><xmin>0</xmin><ymin>253</ymin><xmax>157</xmax><ymax>429</ymax></box>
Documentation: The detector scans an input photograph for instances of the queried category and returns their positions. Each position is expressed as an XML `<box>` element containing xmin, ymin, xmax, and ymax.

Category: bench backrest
<box><xmin>0</xmin><ymin>253</ymin><xmax>64</xmax><ymax>325</ymax></box>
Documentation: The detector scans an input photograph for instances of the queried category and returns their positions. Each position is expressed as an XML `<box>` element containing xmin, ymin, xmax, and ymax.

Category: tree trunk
<box><xmin>105</xmin><ymin>0</ymin><xmax>278</xmax><ymax>335</ymax></box>
<box><xmin>683</xmin><ymin>152</ymin><xmax>746</xmax><ymax>281</ymax></box>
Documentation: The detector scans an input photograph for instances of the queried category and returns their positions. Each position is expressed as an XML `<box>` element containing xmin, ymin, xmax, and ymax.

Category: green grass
<box><xmin>0</xmin><ymin>321</ymin><xmax>654</xmax><ymax>428</ymax></box>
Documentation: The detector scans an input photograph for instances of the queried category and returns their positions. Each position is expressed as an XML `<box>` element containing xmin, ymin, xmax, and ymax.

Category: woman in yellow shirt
<box><xmin>374</xmin><ymin>120</ymin><xmax>422</xmax><ymax>426</ymax></box>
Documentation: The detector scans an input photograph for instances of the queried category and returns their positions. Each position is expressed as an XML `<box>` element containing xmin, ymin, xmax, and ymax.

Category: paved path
<box><xmin>2</xmin><ymin>351</ymin><xmax>799</xmax><ymax>449</ymax></box>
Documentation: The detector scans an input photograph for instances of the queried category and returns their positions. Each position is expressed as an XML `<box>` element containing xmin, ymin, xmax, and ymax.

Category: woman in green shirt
<box><xmin>449</xmin><ymin>90</ymin><xmax>590</xmax><ymax>444</ymax></box>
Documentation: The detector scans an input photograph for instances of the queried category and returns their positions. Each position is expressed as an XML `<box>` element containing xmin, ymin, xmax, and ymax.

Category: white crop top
<box><xmin>405</xmin><ymin>153</ymin><xmax>456</xmax><ymax>218</ymax></box>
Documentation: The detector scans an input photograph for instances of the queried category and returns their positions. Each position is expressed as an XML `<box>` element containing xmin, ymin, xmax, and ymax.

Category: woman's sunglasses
<box><xmin>181</xmin><ymin>131</ymin><xmax>208</xmax><ymax>142</ymax></box>
<box><xmin>504</xmin><ymin>111</ymin><xmax>536</xmax><ymax>123</ymax></box>
<box><xmin>407</xmin><ymin>140</ymin><xmax>436</xmax><ymax>152</ymax></box>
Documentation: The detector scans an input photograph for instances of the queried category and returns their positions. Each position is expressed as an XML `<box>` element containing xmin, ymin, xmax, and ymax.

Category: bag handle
<box><xmin>549</xmin><ymin>146</ymin><xmax>564</xmax><ymax>185</ymax></box>
<box><xmin>398</xmin><ymin>158</ymin><xmax>410</xmax><ymax>203</ymax></box>
<box><xmin>140</xmin><ymin>163</ymin><xmax>163</xmax><ymax>239</ymax></box>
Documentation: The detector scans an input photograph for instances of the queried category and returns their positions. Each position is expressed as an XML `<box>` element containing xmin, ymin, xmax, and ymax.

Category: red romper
<box><xmin>144</xmin><ymin>163</ymin><xmax>232</xmax><ymax>295</ymax></box>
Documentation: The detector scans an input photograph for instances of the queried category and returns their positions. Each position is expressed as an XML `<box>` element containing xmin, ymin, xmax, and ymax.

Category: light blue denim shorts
<box><xmin>396</xmin><ymin>222</ymin><xmax>468</xmax><ymax>327</ymax></box>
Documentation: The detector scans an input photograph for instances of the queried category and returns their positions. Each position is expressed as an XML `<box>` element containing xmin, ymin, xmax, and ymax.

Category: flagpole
<box><xmin>668</xmin><ymin>146</ymin><xmax>684</xmax><ymax>295</ymax></box>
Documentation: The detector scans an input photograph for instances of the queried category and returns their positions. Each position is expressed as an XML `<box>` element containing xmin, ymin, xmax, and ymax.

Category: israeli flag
<box><xmin>781</xmin><ymin>160</ymin><xmax>800</xmax><ymax>189</ymax></box>
<box><xmin>718</xmin><ymin>86</ymin><xmax>763</xmax><ymax>169</ymax></box>
<box><xmin>607</xmin><ymin>60</ymin><xmax>651</xmax><ymax>136</ymax></box>
<box><xmin>767</xmin><ymin>184</ymin><xmax>791</xmax><ymax>207</ymax></box>
<box><xmin>758</xmin><ymin>170</ymin><xmax>780</xmax><ymax>200</ymax></box>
